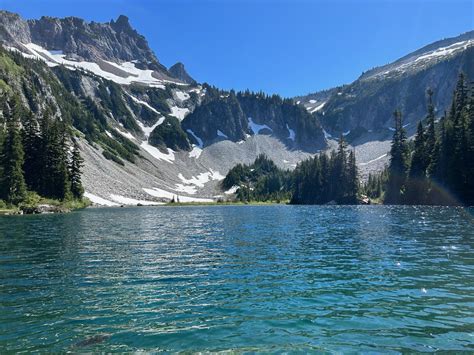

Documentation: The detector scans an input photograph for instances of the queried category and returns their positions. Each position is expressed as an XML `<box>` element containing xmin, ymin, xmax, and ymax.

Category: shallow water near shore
<box><xmin>1</xmin><ymin>205</ymin><xmax>473</xmax><ymax>352</ymax></box>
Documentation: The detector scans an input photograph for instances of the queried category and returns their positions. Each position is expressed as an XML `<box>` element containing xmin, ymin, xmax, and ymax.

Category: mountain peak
<box><xmin>0</xmin><ymin>10</ymin><xmax>171</xmax><ymax>74</ymax></box>
<box><xmin>169</xmin><ymin>62</ymin><xmax>196</xmax><ymax>84</ymax></box>
<box><xmin>111</xmin><ymin>14</ymin><xmax>131</xmax><ymax>31</ymax></box>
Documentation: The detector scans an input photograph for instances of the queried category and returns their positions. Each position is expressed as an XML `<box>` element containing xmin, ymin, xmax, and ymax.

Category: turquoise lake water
<box><xmin>0</xmin><ymin>205</ymin><xmax>473</xmax><ymax>352</ymax></box>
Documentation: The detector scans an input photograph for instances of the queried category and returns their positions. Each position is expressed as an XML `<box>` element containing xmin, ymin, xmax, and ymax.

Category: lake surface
<box><xmin>0</xmin><ymin>205</ymin><xmax>473</xmax><ymax>352</ymax></box>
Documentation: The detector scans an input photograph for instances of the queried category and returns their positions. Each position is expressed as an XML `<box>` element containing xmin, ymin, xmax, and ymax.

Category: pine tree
<box><xmin>346</xmin><ymin>149</ymin><xmax>358</xmax><ymax>203</ymax></box>
<box><xmin>385</xmin><ymin>110</ymin><xmax>408</xmax><ymax>204</ymax></box>
<box><xmin>425</xmin><ymin>89</ymin><xmax>437</xmax><ymax>171</ymax></box>
<box><xmin>0</xmin><ymin>103</ymin><xmax>27</xmax><ymax>205</ymax></box>
<box><xmin>69</xmin><ymin>139</ymin><xmax>84</xmax><ymax>199</ymax></box>
<box><xmin>405</xmin><ymin>121</ymin><xmax>428</xmax><ymax>204</ymax></box>
<box><xmin>466</xmin><ymin>82</ymin><xmax>474</xmax><ymax>204</ymax></box>
<box><xmin>22</xmin><ymin>112</ymin><xmax>42</xmax><ymax>192</ymax></box>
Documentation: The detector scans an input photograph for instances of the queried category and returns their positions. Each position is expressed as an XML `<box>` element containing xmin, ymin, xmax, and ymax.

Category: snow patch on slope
<box><xmin>186</xmin><ymin>129</ymin><xmax>203</xmax><ymax>148</ymax></box>
<box><xmin>286</xmin><ymin>124</ymin><xmax>295</xmax><ymax>141</ymax></box>
<box><xmin>19</xmin><ymin>43</ymin><xmax>184</xmax><ymax>87</ymax></box>
<box><xmin>109</xmin><ymin>194</ymin><xmax>163</xmax><ymax>206</ymax></box>
<box><xmin>174</xmin><ymin>90</ymin><xmax>190</xmax><ymax>101</ymax></box>
<box><xmin>140</xmin><ymin>142</ymin><xmax>175</xmax><ymax>163</ymax></box>
<box><xmin>126</xmin><ymin>93</ymin><xmax>161</xmax><ymax>115</ymax></box>
<box><xmin>309</xmin><ymin>102</ymin><xmax>326</xmax><ymax>113</ymax></box>
<box><xmin>84</xmin><ymin>192</ymin><xmax>119</xmax><ymax>206</ymax></box>
<box><xmin>115</xmin><ymin>128</ymin><xmax>136</xmax><ymax>141</ymax></box>
<box><xmin>178</xmin><ymin>170</ymin><xmax>224</xmax><ymax>188</ymax></box>
<box><xmin>143</xmin><ymin>187</ymin><xmax>213</xmax><ymax>203</ymax></box>
<box><xmin>169</xmin><ymin>106</ymin><xmax>190</xmax><ymax>121</ymax></box>
<box><xmin>217</xmin><ymin>129</ymin><xmax>228</xmax><ymax>139</ymax></box>
<box><xmin>248</xmin><ymin>117</ymin><xmax>272</xmax><ymax>135</ymax></box>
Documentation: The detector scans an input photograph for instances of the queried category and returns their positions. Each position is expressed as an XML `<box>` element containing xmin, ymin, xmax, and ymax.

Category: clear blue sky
<box><xmin>1</xmin><ymin>0</ymin><xmax>472</xmax><ymax>97</ymax></box>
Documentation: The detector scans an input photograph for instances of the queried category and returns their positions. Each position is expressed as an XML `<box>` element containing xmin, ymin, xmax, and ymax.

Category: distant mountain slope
<box><xmin>0</xmin><ymin>11</ymin><xmax>325</xmax><ymax>205</ymax></box>
<box><xmin>0</xmin><ymin>11</ymin><xmax>188</xmax><ymax>83</ymax></box>
<box><xmin>183</xmin><ymin>85</ymin><xmax>325</xmax><ymax>152</ymax></box>
<box><xmin>298</xmin><ymin>31</ymin><xmax>474</xmax><ymax>140</ymax></box>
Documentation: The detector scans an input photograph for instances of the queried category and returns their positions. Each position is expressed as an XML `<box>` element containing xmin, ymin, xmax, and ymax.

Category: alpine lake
<box><xmin>1</xmin><ymin>205</ymin><xmax>473</xmax><ymax>352</ymax></box>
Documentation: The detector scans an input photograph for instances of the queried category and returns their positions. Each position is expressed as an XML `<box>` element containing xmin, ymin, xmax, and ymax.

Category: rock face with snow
<box><xmin>182</xmin><ymin>85</ymin><xmax>325</xmax><ymax>152</ymax></box>
<box><xmin>0</xmin><ymin>11</ymin><xmax>325</xmax><ymax>205</ymax></box>
<box><xmin>1</xmin><ymin>9</ymin><xmax>471</xmax><ymax>205</ymax></box>
<box><xmin>0</xmin><ymin>11</ymin><xmax>188</xmax><ymax>82</ymax></box>
<box><xmin>298</xmin><ymin>30</ymin><xmax>474</xmax><ymax>140</ymax></box>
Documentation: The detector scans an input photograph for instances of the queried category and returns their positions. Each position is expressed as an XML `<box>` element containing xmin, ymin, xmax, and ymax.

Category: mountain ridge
<box><xmin>0</xmin><ymin>10</ymin><xmax>471</xmax><ymax>205</ymax></box>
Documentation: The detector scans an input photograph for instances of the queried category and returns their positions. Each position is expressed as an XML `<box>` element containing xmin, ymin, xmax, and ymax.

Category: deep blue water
<box><xmin>0</xmin><ymin>205</ymin><xmax>473</xmax><ymax>352</ymax></box>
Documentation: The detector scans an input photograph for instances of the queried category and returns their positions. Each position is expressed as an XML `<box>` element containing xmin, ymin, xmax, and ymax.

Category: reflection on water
<box><xmin>0</xmin><ymin>206</ymin><xmax>473</xmax><ymax>352</ymax></box>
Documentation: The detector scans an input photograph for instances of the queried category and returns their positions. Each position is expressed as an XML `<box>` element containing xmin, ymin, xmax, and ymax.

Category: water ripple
<box><xmin>0</xmin><ymin>205</ymin><xmax>473</xmax><ymax>352</ymax></box>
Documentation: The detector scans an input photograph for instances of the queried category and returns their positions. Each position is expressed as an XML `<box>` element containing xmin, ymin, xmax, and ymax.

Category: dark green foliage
<box><xmin>22</xmin><ymin>111</ymin><xmax>42</xmax><ymax>191</ymax></box>
<box><xmin>381</xmin><ymin>75</ymin><xmax>474</xmax><ymax>205</ymax></box>
<box><xmin>385</xmin><ymin>110</ymin><xmax>409</xmax><ymax>204</ymax></box>
<box><xmin>405</xmin><ymin>121</ymin><xmax>429</xmax><ymax>204</ymax></box>
<box><xmin>102</xmin><ymin>149</ymin><xmax>125</xmax><ymax>166</ymax></box>
<box><xmin>363</xmin><ymin>169</ymin><xmax>388</xmax><ymax>200</ymax></box>
<box><xmin>223</xmin><ymin>142</ymin><xmax>359</xmax><ymax>204</ymax></box>
<box><xmin>291</xmin><ymin>137</ymin><xmax>359</xmax><ymax>204</ymax></box>
<box><xmin>69</xmin><ymin>139</ymin><xmax>84</xmax><ymax>199</ymax></box>
<box><xmin>183</xmin><ymin>84</ymin><xmax>324</xmax><ymax>150</ymax></box>
<box><xmin>0</xmin><ymin>96</ymin><xmax>85</xmax><ymax>204</ymax></box>
<box><xmin>149</xmin><ymin>116</ymin><xmax>191</xmax><ymax>151</ymax></box>
<box><xmin>129</xmin><ymin>84</ymin><xmax>172</xmax><ymax>114</ymax></box>
<box><xmin>96</xmin><ymin>81</ymin><xmax>140</xmax><ymax>133</ymax></box>
<box><xmin>0</xmin><ymin>102</ymin><xmax>27</xmax><ymax>204</ymax></box>
<box><xmin>39</xmin><ymin>114</ymin><xmax>71</xmax><ymax>200</ymax></box>
<box><xmin>222</xmin><ymin>154</ymin><xmax>292</xmax><ymax>202</ymax></box>
<box><xmin>99</xmin><ymin>130</ymin><xmax>139</xmax><ymax>163</ymax></box>
<box><xmin>183</xmin><ymin>88</ymin><xmax>247</xmax><ymax>144</ymax></box>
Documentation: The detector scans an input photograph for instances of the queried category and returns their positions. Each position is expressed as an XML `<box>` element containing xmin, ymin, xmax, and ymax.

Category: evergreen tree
<box><xmin>405</xmin><ymin>121</ymin><xmax>428</xmax><ymax>204</ymax></box>
<box><xmin>69</xmin><ymin>139</ymin><xmax>84</xmax><ymax>199</ymax></box>
<box><xmin>425</xmin><ymin>89</ymin><xmax>437</xmax><ymax>171</ymax></box>
<box><xmin>48</xmin><ymin>121</ymin><xmax>71</xmax><ymax>200</ymax></box>
<box><xmin>346</xmin><ymin>149</ymin><xmax>358</xmax><ymax>203</ymax></box>
<box><xmin>22</xmin><ymin>112</ymin><xmax>42</xmax><ymax>192</ymax></box>
<box><xmin>385</xmin><ymin>110</ymin><xmax>408</xmax><ymax>204</ymax></box>
<box><xmin>0</xmin><ymin>103</ymin><xmax>27</xmax><ymax>205</ymax></box>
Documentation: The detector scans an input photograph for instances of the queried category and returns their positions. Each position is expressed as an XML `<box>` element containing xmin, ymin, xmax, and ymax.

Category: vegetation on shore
<box><xmin>222</xmin><ymin>138</ymin><xmax>360</xmax><ymax>205</ymax></box>
<box><xmin>0</xmin><ymin>93</ymin><xmax>87</xmax><ymax>214</ymax></box>
<box><xmin>224</xmin><ymin>73</ymin><xmax>473</xmax><ymax>207</ymax></box>
<box><xmin>366</xmin><ymin>74</ymin><xmax>474</xmax><ymax>206</ymax></box>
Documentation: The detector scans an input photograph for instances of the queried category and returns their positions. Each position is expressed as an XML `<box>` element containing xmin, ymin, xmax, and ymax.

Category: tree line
<box><xmin>292</xmin><ymin>137</ymin><xmax>358</xmax><ymax>204</ymax></box>
<box><xmin>222</xmin><ymin>137</ymin><xmax>359</xmax><ymax>204</ymax></box>
<box><xmin>374</xmin><ymin>73</ymin><xmax>474</xmax><ymax>205</ymax></box>
<box><xmin>0</xmin><ymin>96</ymin><xmax>84</xmax><ymax>206</ymax></box>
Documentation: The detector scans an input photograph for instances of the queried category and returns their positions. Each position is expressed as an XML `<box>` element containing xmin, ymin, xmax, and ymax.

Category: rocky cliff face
<box><xmin>182</xmin><ymin>85</ymin><xmax>326</xmax><ymax>152</ymax></box>
<box><xmin>169</xmin><ymin>62</ymin><xmax>196</xmax><ymax>85</ymax></box>
<box><xmin>298</xmin><ymin>31</ymin><xmax>474</xmax><ymax>141</ymax></box>
<box><xmin>0</xmin><ymin>11</ymin><xmax>185</xmax><ymax>81</ymax></box>
<box><xmin>0</xmin><ymin>11</ymin><xmax>323</xmax><ymax>205</ymax></box>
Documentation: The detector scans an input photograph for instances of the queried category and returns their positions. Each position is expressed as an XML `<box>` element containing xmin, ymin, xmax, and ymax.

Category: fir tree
<box><xmin>69</xmin><ymin>139</ymin><xmax>84</xmax><ymax>199</ymax></box>
<box><xmin>346</xmin><ymin>149</ymin><xmax>358</xmax><ymax>203</ymax></box>
<box><xmin>405</xmin><ymin>121</ymin><xmax>428</xmax><ymax>204</ymax></box>
<box><xmin>0</xmin><ymin>103</ymin><xmax>27</xmax><ymax>205</ymax></box>
<box><xmin>385</xmin><ymin>110</ymin><xmax>408</xmax><ymax>204</ymax></box>
<box><xmin>22</xmin><ymin>112</ymin><xmax>42</xmax><ymax>192</ymax></box>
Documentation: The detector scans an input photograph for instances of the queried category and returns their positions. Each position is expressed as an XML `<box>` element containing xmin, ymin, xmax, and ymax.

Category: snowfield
<box><xmin>143</xmin><ymin>187</ymin><xmax>213</xmax><ymax>203</ymax></box>
<box><xmin>186</xmin><ymin>129</ymin><xmax>204</xmax><ymax>148</ymax></box>
<box><xmin>286</xmin><ymin>124</ymin><xmax>296</xmax><ymax>141</ymax></box>
<box><xmin>140</xmin><ymin>142</ymin><xmax>175</xmax><ymax>163</ymax></box>
<box><xmin>217</xmin><ymin>129</ymin><xmax>228</xmax><ymax>139</ymax></box>
<box><xmin>84</xmin><ymin>192</ymin><xmax>119</xmax><ymax>206</ymax></box>
<box><xmin>169</xmin><ymin>106</ymin><xmax>190</xmax><ymax>120</ymax></box>
<box><xmin>13</xmin><ymin>42</ymin><xmax>186</xmax><ymax>87</ymax></box>
<box><xmin>248</xmin><ymin>117</ymin><xmax>273</xmax><ymax>135</ymax></box>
